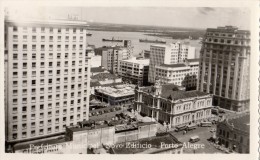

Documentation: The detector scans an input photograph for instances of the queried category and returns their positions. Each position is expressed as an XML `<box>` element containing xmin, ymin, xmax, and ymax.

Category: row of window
<box><xmin>13</xmin><ymin>35</ymin><xmax>84</xmax><ymax>41</ymax></box>
<box><xmin>13</xmin><ymin>44</ymin><xmax>84</xmax><ymax>50</ymax></box>
<box><xmin>12</xmin><ymin>26</ymin><xmax>84</xmax><ymax>33</ymax></box>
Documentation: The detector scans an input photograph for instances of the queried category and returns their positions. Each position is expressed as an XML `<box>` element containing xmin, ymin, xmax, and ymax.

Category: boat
<box><xmin>139</xmin><ymin>39</ymin><xmax>166</xmax><ymax>44</ymax></box>
<box><xmin>86</xmin><ymin>33</ymin><xmax>92</xmax><ymax>36</ymax></box>
<box><xmin>102</xmin><ymin>37</ymin><xmax>123</xmax><ymax>42</ymax></box>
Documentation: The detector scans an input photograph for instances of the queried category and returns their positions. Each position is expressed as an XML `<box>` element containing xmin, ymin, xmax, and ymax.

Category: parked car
<box><xmin>189</xmin><ymin>136</ymin><xmax>200</xmax><ymax>143</ymax></box>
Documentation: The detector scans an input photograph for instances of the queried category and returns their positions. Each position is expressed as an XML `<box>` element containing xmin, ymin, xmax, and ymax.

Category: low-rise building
<box><xmin>134</xmin><ymin>78</ymin><xmax>213</xmax><ymax>128</ymax></box>
<box><xmin>216</xmin><ymin>113</ymin><xmax>249</xmax><ymax>153</ymax></box>
<box><xmin>90</xmin><ymin>66</ymin><xmax>109</xmax><ymax>76</ymax></box>
<box><xmin>155</xmin><ymin>59</ymin><xmax>199</xmax><ymax>90</ymax></box>
<box><xmin>13</xmin><ymin>120</ymin><xmax>157</xmax><ymax>154</ymax></box>
<box><xmin>90</xmin><ymin>72</ymin><xmax>123</xmax><ymax>94</ymax></box>
<box><xmin>95</xmin><ymin>84</ymin><xmax>135</xmax><ymax>106</ymax></box>
<box><xmin>119</xmin><ymin>57</ymin><xmax>149</xmax><ymax>86</ymax></box>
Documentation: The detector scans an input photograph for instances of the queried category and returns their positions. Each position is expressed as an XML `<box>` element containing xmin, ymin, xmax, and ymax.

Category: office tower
<box><xmin>197</xmin><ymin>26</ymin><xmax>250</xmax><ymax>111</ymax></box>
<box><xmin>119</xmin><ymin>57</ymin><xmax>149</xmax><ymax>86</ymax></box>
<box><xmin>4</xmin><ymin>18</ymin><xmax>91</xmax><ymax>143</ymax></box>
<box><xmin>95</xmin><ymin>46</ymin><xmax>130</xmax><ymax>74</ymax></box>
<box><xmin>155</xmin><ymin>59</ymin><xmax>199</xmax><ymax>90</ymax></box>
<box><xmin>148</xmin><ymin>42</ymin><xmax>195</xmax><ymax>83</ymax></box>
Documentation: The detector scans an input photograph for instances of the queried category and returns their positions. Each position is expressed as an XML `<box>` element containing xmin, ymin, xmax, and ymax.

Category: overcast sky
<box><xmin>6</xmin><ymin>7</ymin><xmax>250</xmax><ymax>29</ymax></box>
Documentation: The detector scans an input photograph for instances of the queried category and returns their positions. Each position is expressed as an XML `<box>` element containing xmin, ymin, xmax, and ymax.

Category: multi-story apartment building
<box><xmin>155</xmin><ymin>59</ymin><xmax>199</xmax><ymax>90</ymax></box>
<box><xmin>197</xmin><ymin>26</ymin><xmax>250</xmax><ymax>111</ymax></box>
<box><xmin>148</xmin><ymin>43</ymin><xmax>195</xmax><ymax>83</ymax></box>
<box><xmin>95</xmin><ymin>46</ymin><xmax>130</xmax><ymax>74</ymax></box>
<box><xmin>4</xmin><ymin>18</ymin><xmax>91</xmax><ymax>144</ymax></box>
<box><xmin>134</xmin><ymin>78</ymin><xmax>213</xmax><ymax>128</ymax></box>
<box><xmin>118</xmin><ymin>57</ymin><xmax>149</xmax><ymax>86</ymax></box>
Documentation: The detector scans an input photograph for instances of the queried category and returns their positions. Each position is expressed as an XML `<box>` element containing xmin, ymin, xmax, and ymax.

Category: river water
<box><xmin>86</xmin><ymin>30</ymin><xmax>201</xmax><ymax>57</ymax></box>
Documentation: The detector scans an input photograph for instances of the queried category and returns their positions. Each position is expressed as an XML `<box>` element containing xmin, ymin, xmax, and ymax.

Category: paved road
<box><xmin>170</xmin><ymin>125</ymin><xmax>224</xmax><ymax>154</ymax></box>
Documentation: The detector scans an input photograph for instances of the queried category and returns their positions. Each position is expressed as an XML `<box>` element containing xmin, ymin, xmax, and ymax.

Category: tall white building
<box><xmin>148</xmin><ymin>42</ymin><xmax>195</xmax><ymax>83</ymax></box>
<box><xmin>4</xmin><ymin>18</ymin><xmax>91</xmax><ymax>143</ymax></box>
<box><xmin>118</xmin><ymin>57</ymin><xmax>149</xmax><ymax>86</ymax></box>
<box><xmin>155</xmin><ymin>59</ymin><xmax>199</xmax><ymax>89</ymax></box>
<box><xmin>197</xmin><ymin>26</ymin><xmax>250</xmax><ymax>111</ymax></box>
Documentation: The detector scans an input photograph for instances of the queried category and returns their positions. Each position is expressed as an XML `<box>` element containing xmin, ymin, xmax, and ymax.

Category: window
<box><xmin>32</xmin><ymin>53</ymin><xmax>36</xmax><ymax>60</ymax></box>
<box><xmin>23</xmin><ymin>35</ymin><xmax>27</xmax><ymax>40</ymax></box>
<box><xmin>41</xmin><ymin>27</ymin><xmax>45</xmax><ymax>32</ymax></box>
<box><xmin>41</xmin><ymin>45</ymin><xmax>45</xmax><ymax>51</ymax></box>
<box><xmin>13</xmin><ymin>44</ymin><xmax>18</xmax><ymax>50</ymax></box>
<box><xmin>13</xmin><ymin>26</ymin><xmax>18</xmax><ymax>32</ymax></box>
<box><xmin>23</xmin><ymin>44</ymin><xmax>27</xmax><ymax>50</ymax></box>
<box><xmin>32</xmin><ymin>45</ymin><xmax>36</xmax><ymax>50</ymax></box>
<box><xmin>13</xmin><ymin>54</ymin><xmax>18</xmax><ymax>60</ymax></box>
<box><xmin>32</xmin><ymin>27</ymin><xmax>36</xmax><ymax>32</ymax></box>
<box><xmin>13</xmin><ymin>72</ymin><xmax>18</xmax><ymax>77</ymax></box>
<box><xmin>13</xmin><ymin>63</ymin><xmax>18</xmax><ymax>69</ymax></box>
<box><xmin>49</xmin><ymin>28</ymin><xmax>53</xmax><ymax>33</ymax></box>
<box><xmin>41</xmin><ymin>36</ymin><xmax>45</xmax><ymax>41</ymax></box>
<box><xmin>32</xmin><ymin>80</ymin><xmax>36</xmax><ymax>86</ymax></box>
<box><xmin>58</xmin><ymin>28</ymin><xmax>61</xmax><ymax>33</ymax></box>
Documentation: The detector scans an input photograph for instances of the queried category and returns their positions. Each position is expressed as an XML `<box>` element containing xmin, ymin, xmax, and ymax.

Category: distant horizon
<box><xmin>5</xmin><ymin>7</ymin><xmax>250</xmax><ymax>30</ymax></box>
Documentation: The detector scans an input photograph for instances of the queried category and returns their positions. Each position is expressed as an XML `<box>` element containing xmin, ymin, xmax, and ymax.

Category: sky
<box><xmin>6</xmin><ymin>7</ymin><xmax>250</xmax><ymax>30</ymax></box>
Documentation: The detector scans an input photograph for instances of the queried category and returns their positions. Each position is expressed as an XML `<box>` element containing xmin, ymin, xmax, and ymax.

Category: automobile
<box><xmin>210</xmin><ymin>128</ymin><xmax>216</xmax><ymax>132</ymax></box>
<box><xmin>201</xmin><ymin>121</ymin><xmax>212</xmax><ymax>127</ymax></box>
<box><xmin>189</xmin><ymin>136</ymin><xmax>200</xmax><ymax>143</ymax></box>
<box><xmin>175</xmin><ymin>125</ymin><xmax>187</xmax><ymax>132</ymax></box>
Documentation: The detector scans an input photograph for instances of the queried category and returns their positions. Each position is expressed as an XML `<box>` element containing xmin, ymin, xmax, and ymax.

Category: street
<box><xmin>170</xmin><ymin>125</ymin><xmax>224</xmax><ymax>154</ymax></box>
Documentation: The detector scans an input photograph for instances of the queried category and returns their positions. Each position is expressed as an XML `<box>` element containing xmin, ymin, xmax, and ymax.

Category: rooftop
<box><xmin>141</xmin><ymin>84</ymin><xmax>209</xmax><ymax>100</ymax></box>
<box><xmin>226</xmin><ymin>114</ymin><xmax>250</xmax><ymax>133</ymax></box>
<box><xmin>90</xmin><ymin>81</ymin><xmax>123</xmax><ymax>87</ymax></box>
<box><xmin>207</xmin><ymin>26</ymin><xmax>250</xmax><ymax>34</ymax></box>
<box><xmin>96</xmin><ymin>84</ymin><xmax>135</xmax><ymax>97</ymax></box>
<box><xmin>5</xmin><ymin>18</ymin><xmax>88</xmax><ymax>27</ymax></box>
<box><xmin>186</xmin><ymin>58</ymin><xmax>200</xmax><ymax>63</ymax></box>
<box><xmin>121</xmin><ymin>57</ymin><xmax>149</xmax><ymax>65</ymax></box>
<box><xmin>159</xmin><ymin>63</ymin><xmax>187</xmax><ymax>68</ymax></box>
<box><xmin>91</xmin><ymin>66</ymin><xmax>107</xmax><ymax>73</ymax></box>
<box><xmin>91</xmin><ymin>73</ymin><xmax>118</xmax><ymax>81</ymax></box>
<box><xmin>111</xmin><ymin>134</ymin><xmax>182</xmax><ymax>154</ymax></box>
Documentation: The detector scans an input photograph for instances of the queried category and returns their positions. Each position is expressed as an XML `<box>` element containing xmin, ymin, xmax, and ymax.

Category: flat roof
<box><xmin>159</xmin><ymin>63</ymin><xmax>187</xmax><ymax>68</ymax></box>
<box><xmin>91</xmin><ymin>73</ymin><xmax>118</xmax><ymax>81</ymax></box>
<box><xmin>186</xmin><ymin>58</ymin><xmax>200</xmax><ymax>63</ymax></box>
<box><xmin>121</xmin><ymin>57</ymin><xmax>149</xmax><ymax>66</ymax></box>
<box><xmin>96</xmin><ymin>84</ymin><xmax>135</xmax><ymax>97</ymax></box>
<box><xmin>5</xmin><ymin>18</ymin><xmax>89</xmax><ymax>27</ymax></box>
<box><xmin>90</xmin><ymin>67</ymin><xmax>107</xmax><ymax>73</ymax></box>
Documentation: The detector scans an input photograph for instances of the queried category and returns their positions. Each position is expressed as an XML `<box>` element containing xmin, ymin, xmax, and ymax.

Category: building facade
<box><xmin>148</xmin><ymin>43</ymin><xmax>195</xmax><ymax>83</ymax></box>
<box><xmin>134</xmin><ymin>79</ymin><xmax>213</xmax><ymax>128</ymax></box>
<box><xmin>155</xmin><ymin>59</ymin><xmax>199</xmax><ymax>90</ymax></box>
<box><xmin>118</xmin><ymin>57</ymin><xmax>149</xmax><ymax>86</ymax></box>
<box><xmin>86</xmin><ymin>46</ymin><xmax>101</xmax><ymax>68</ymax></box>
<box><xmin>95</xmin><ymin>46</ymin><xmax>131</xmax><ymax>74</ymax></box>
<box><xmin>216</xmin><ymin>113</ymin><xmax>249</xmax><ymax>153</ymax></box>
<box><xmin>197</xmin><ymin>26</ymin><xmax>250</xmax><ymax>111</ymax></box>
<box><xmin>4</xmin><ymin>18</ymin><xmax>91</xmax><ymax>143</ymax></box>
